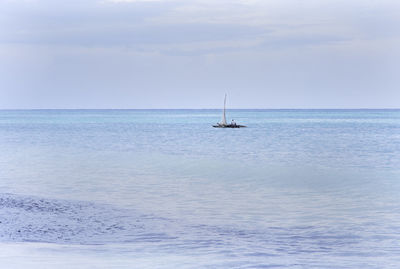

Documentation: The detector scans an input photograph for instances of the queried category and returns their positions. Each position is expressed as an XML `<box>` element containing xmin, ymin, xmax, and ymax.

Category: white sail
<box><xmin>220</xmin><ymin>94</ymin><xmax>227</xmax><ymax>126</ymax></box>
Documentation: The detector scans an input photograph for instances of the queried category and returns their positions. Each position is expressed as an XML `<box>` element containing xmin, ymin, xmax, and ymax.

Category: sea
<box><xmin>0</xmin><ymin>109</ymin><xmax>399</xmax><ymax>268</ymax></box>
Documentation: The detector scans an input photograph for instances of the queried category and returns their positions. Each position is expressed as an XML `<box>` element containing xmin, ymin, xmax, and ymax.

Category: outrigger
<box><xmin>213</xmin><ymin>94</ymin><xmax>246</xmax><ymax>128</ymax></box>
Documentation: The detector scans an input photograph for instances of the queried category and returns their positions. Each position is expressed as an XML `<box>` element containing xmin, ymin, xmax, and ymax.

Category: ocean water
<box><xmin>0</xmin><ymin>109</ymin><xmax>399</xmax><ymax>268</ymax></box>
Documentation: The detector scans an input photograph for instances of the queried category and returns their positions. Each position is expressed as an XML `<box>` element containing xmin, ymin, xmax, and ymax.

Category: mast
<box><xmin>222</xmin><ymin>93</ymin><xmax>227</xmax><ymax>125</ymax></box>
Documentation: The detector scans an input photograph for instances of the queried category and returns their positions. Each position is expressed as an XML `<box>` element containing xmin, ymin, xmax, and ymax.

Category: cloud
<box><xmin>1</xmin><ymin>0</ymin><xmax>399</xmax><ymax>53</ymax></box>
<box><xmin>106</xmin><ymin>0</ymin><xmax>170</xmax><ymax>2</ymax></box>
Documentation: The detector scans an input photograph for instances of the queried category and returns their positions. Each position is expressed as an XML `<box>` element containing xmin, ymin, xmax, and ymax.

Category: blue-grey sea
<box><xmin>0</xmin><ymin>109</ymin><xmax>400</xmax><ymax>268</ymax></box>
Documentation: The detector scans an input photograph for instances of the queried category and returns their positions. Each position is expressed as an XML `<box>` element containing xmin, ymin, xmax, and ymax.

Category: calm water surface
<box><xmin>0</xmin><ymin>109</ymin><xmax>399</xmax><ymax>268</ymax></box>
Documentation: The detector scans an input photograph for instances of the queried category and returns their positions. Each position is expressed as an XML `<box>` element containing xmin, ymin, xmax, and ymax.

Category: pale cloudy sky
<box><xmin>0</xmin><ymin>0</ymin><xmax>399</xmax><ymax>108</ymax></box>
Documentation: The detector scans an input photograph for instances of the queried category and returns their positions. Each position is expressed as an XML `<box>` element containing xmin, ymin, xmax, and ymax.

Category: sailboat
<box><xmin>213</xmin><ymin>94</ymin><xmax>246</xmax><ymax>128</ymax></box>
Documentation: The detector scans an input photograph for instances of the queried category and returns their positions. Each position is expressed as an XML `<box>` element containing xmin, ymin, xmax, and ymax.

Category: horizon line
<box><xmin>1</xmin><ymin>108</ymin><xmax>399</xmax><ymax>110</ymax></box>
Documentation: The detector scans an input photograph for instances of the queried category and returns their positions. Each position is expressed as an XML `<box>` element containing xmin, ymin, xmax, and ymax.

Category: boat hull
<box><xmin>212</xmin><ymin>124</ymin><xmax>246</xmax><ymax>128</ymax></box>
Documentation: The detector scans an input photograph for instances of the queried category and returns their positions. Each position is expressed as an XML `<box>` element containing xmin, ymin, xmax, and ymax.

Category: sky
<box><xmin>0</xmin><ymin>0</ymin><xmax>399</xmax><ymax>109</ymax></box>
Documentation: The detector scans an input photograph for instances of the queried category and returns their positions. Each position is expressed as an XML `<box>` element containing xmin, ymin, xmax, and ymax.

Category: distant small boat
<box><xmin>213</xmin><ymin>94</ymin><xmax>246</xmax><ymax>128</ymax></box>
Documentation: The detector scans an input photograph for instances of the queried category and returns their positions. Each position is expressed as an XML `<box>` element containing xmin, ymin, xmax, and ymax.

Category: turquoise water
<box><xmin>0</xmin><ymin>109</ymin><xmax>400</xmax><ymax>268</ymax></box>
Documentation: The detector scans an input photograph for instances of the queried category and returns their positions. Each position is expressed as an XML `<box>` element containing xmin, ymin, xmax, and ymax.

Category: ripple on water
<box><xmin>1</xmin><ymin>193</ymin><xmax>400</xmax><ymax>268</ymax></box>
<box><xmin>0</xmin><ymin>193</ymin><xmax>174</xmax><ymax>244</ymax></box>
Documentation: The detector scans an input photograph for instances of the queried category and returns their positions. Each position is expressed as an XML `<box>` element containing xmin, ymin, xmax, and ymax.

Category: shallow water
<box><xmin>0</xmin><ymin>109</ymin><xmax>400</xmax><ymax>268</ymax></box>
